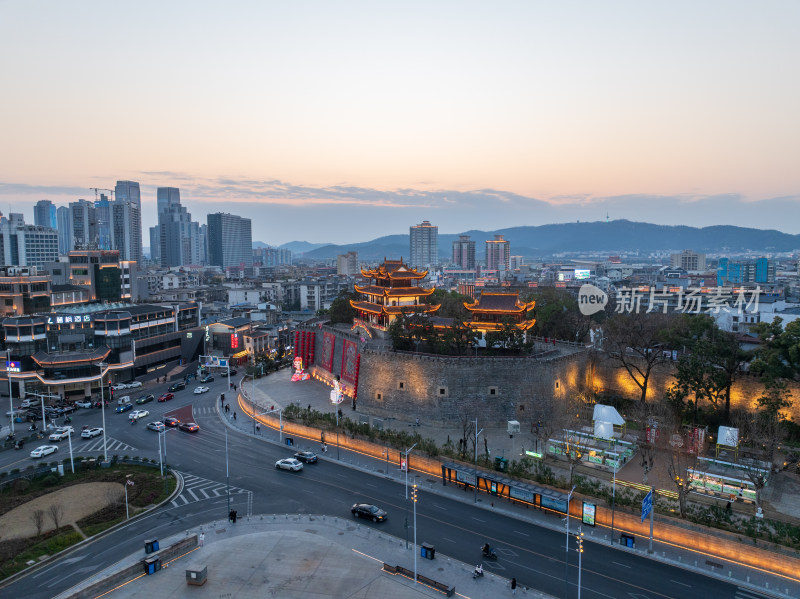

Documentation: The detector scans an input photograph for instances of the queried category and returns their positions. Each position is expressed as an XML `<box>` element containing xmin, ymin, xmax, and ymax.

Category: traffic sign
<box><xmin>641</xmin><ymin>489</ymin><xmax>653</xmax><ymax>523</ymax></box>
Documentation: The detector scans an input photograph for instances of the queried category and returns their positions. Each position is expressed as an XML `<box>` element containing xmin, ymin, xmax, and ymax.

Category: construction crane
<box><xmin>90</xmin><ymin>188</ymin><xmax>114</xmax><ymax>201</ymax></box>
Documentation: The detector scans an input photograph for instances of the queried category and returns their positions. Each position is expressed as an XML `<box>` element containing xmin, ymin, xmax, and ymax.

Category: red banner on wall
<box><xmin>341</xmin><ymin>339</ymin><xmax>358</xmax><ymax>384</ymax></box>
<box><xmin>321</xmin><ymin>332</ymin><xmax>336</xmax><ymax>372</ymax></box>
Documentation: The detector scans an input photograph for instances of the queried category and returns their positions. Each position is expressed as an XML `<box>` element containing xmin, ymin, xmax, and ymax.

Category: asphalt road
<box><xmin>0</xmin><ymin>379</ymin><xmax>768</xmax><ymax>599</ymax></box>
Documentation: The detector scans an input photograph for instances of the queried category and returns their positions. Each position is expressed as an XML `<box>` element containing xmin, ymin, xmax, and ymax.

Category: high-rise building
<box><xmin>485</xmin><ymin>234</ymin><xmax>510</xmax><ymax>270</ymax></box>
<box><xmin>0</xmin><ymin>213</ymin><xmax>59</xmax><ymax>268</ymax></box>
<box><xmin>451</xmin><ymin>235</ymin><xmax>475</xmax><ymax>269</ymax></box>
<box><xmin>115</xmin><ymin>181</ymin><xmax>142</xmax><ymax>262</ymax></box>
<box><xmin>34</xmin><ymin>200</ymin><xmax>57</xmax><ymax>229</ymax></box>
<box><xmin>110</xmin><ymin>199</ymin><xmax>142</xmax><ymax>262</ymax></box>
<box><xmin>337</xmin><ymin>251</ymin><xmax>359</xmax><ymax>276</ymax></box>
<box><xmin>409</xmin><ymin>220</ymin><xmax>438</xmax><ymax>270</ymax></box>
<box><xmin>94</xmin><ymin>194</ymin><xmax>112</xmax><ymax>250</ymax></box>
<box><xmin>670</xmin><ymin>250</ymin><xmax>706</xmax><ymax>272</ymax></box>
<box><xmin>717</xmin><ymin>257</ymin><xmax>775</xmax><ymax>285</ymax></box>
<box><xmin>149</xmin><ymin>226</ymin><xmax>160</xmax><ymax>263</ymax></box>
<box><xmin>56</xmin><ymin>206</ymin><xmax>72</xmax><ymax>255</ymax></box>
<box><xmin>69</xmin><ymin>199</ymin><xmax>97</xmax><ymax>250</ymax></box>
<box><xmin>157</xmin><ymin>188</ymin><xmax>204</xmax><ymax>267</ymax></box>
<box><xmin>207</xmin><ymin>213</ymin><xmax>253</xmax><ymax>269</ymax></box>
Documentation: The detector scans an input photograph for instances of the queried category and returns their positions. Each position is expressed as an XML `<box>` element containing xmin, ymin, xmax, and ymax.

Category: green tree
<box><xmin>523</xmin><ymin>287</ymin><xmax>590</xmax><ymax>342</ymax></box>
<box><xmin>327</xmin><ymin>290</ymin><xmax>358</xmax><ymax>324</ymax></box>
<box><xmin>429</xmin><ymin>289</ymin><xmax>472</xmax><ymax>319</ymax></box>
<box><xmin>665</xmin><ymin>315</ymin><xmax>750</xmax><ymax>423</ymax></box>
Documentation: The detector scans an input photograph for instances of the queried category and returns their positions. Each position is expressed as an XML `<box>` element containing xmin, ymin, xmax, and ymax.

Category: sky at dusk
<box><xmin>1</xmin><ymin>1</ymin><xmax>798</xmax><ymax>246</ymax></box>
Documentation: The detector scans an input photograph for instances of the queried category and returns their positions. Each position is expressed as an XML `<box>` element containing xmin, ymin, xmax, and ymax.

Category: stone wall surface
<box><xmin>300</xmin><ymin>324</ymin><xmax>800</xmax><ymax>424</ymax></box>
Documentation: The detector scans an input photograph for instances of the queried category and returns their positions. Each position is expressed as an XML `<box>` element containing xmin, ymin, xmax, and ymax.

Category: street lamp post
<box><xmin>225</xmin><ymin>427</ymin><xmax>230</xmax><ymax>517</ymax></box>
<box><xmin>610</xmin><ymin>457</ymin><xmax>618</xmax><ymax>545</ymax></box>
<box><xmin>67</xmin><ymin>429</ymin><xmax>74</xmax><ymax>473</ymax></box>
<box><xmin>412</xmin><ymin>482</ymin><xmax>418</xmax><ymax>584</ymax></box>
<box><xmin>577</xmin><ymin>527</ymin><xmax>584</xmax><ymax>599</ymax></box>
<box><xmin>474</xmin><ymin>419</ymin><xmax>484</xmax><ymax>503</ymax></box>
<box><xmin>99</xmin><ymin>362</ymin><xmax>108</xmax><ymax>462</ymax></box>
<box><xmin>404</xmin><ymin>443</ymin><xmax>417</xmax><ymax>500</ymax></box>
<box><xmin>564</xmin><ymin>485</ymin><xmax>576</xmax><ymax>599</ymax></box>
<box><xmin>5</xmin><ymin>349</ymin><xmax>13</xmax><ymax>434</ymax></box>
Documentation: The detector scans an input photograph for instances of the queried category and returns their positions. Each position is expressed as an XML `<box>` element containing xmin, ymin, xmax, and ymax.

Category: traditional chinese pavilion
<box><xmin>351</xmin><ymin>259</ymin><xmax>440</xmax><ymax>333</ymax></box>
<box><xmin>463</xmin><ymin>291</ymin><xmax>536</xmax><ymax>337</ymax></box>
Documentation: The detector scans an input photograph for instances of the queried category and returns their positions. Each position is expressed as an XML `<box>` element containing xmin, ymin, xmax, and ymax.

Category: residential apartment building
<box><xmin>56</xmin><ymin>206</ymin><xmax>72</xmax><ymax>255</ymax></box>
<box><xmin>485</xmin><ymin>234</ymin><xmax>510</xmax><ymax>271</ymax></box>
<box><xmin>670</xmin><ymin>250</ymin><xmax>706</xmax><ymax>272</ymax></box>
<box><xmin>207</xmin><ymin>212</ymin><xmax>253</xmax><ymax>269</ymax></box>
<box><xmin>717</xmin><ymin>257</ymin><xmax>776</xmax><ymax>285</ymax></box>
<box><xmin>0</xmin><ymin>214</ymin><xmax>59</xmax><ymax>269</ymax></box>
<box><xmin>451</xmin><ymin>235</ymin><xmax>476</xmax><ymax>270</ymax></box>
<box><xmin>409</xmin><ymin>220</ymin><xmax>438</xmax><ymax>270</ymax></box>
<box><xmin>337</xmin><ymin>251</ymin><xmax>359</xmax><ymax>276</ymax></box>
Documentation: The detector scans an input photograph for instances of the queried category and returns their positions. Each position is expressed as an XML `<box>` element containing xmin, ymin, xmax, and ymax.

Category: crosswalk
<box><xmin>190</xmin><ymin>406</ymin><xmax>218</xmax><ymax>416</ymax></box>
<box><xmin>171</xmin><ymin>473</ymin><xmax>252</xmax><ymax>508</ymax></box>
<box><xmin>735</xmin><ymin>588</ymin><xmax>782</xmax><ymax>599</ymax></box>
<box><xmin>77</xmin><ymin>436</ymin><xmax>137</xmax><ymax>453</ymax></box>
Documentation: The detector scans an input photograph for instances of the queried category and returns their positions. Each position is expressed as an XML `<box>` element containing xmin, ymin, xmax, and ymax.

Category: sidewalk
<box><xmin>58</xmin><ymin>515</ymin><xmax>549</xmax><ymax>599</ymax></box>
<box><xmin>229</xmin><ymin>371</ymin><xmax>800</xmax><ymax>598</ymax></box>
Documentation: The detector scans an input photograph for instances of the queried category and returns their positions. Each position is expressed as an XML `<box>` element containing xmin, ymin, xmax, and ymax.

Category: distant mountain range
<box><xmin>253</xmin><ymin>220</ymin><xmax>800</xmax><ymax>261</ymax></box>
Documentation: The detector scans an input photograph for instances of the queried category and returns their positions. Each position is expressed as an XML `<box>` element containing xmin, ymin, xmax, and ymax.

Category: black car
<box><xmin>168</xmin><ymin>381</ymin><xmax>186</xmax><ymax>392</ymax></box>
<box><xmin>136</xmin><ymin>394</ymin><xmax>155</xmax><ymax>405</ymax></box>
<box><xmin>351</xmin><ymin>503</ymin><xmax>388</xmax><ymax>522</ymax></box>
<box><xmin>294</xmin><ymin>451</ymin><xmax>318</xmax><ymax>464</ymax></box>
<box><xmin>200</xmin><ymin>374</ymin><xmax>214</xmax><ymax>383</ymax></box>
<box><xmin>164</xmin><ymin>416</ymin><xmax>181</xmax><ymax>427</ymax></box>
<box><xmin>228</xmin><ymin>368</ymin><xmax>237</xmax><ymax>376</ymax></box>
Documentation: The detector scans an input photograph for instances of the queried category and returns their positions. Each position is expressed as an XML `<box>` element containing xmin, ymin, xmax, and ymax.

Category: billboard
<box><xmin>574</xmin><ymin>269</ymin><xmax>591</xmax><ymax>280</ymax></box>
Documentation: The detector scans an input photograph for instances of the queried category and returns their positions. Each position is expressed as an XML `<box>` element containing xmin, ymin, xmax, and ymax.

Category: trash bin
<box><xmin>619</xmin><ymin>534</ymin><xmax>635</xmax><ymax>548</ymax></box>
<box><xmin>145</xmin><ymin>539</ymin><xmax>159</xmax><ymax>554</ymax></box>
<box><xmin>286</xmin><ymin>438</ymin><xmax>294</xmax><ymax>446</ymax></box>
<box><xmin>494</xmin><ymin>457</ymin><xmax>508</xmax><ymax>472</ymax></box>
<box><xmin>143</xmin><ymin>556</ymin><xmax>161</xmax><ymax>575</ymax></box>
<box><xmin>421</xmin><ymin>542</ymin><xmax>435</xmax><ymax>560</ymax></box>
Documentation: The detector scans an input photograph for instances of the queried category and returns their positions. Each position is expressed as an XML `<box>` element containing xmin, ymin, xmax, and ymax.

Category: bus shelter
<box><xmin>441</xmin><ymin>462</ymin><xmax>569</xmax><ymax>513</ymax></box>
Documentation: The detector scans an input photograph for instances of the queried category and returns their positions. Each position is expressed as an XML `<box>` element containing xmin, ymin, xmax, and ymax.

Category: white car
<box><xmin>126</xmin><ymin>381</ymin><xmax>143</xmax><ymax>388</ymax></box>
<box><xmin>49</xmin><ymin>426</ymin><xmax>74</xmax><ymax>441</ymax></box>
<box><xmin>81</xmin><ymin>427</ymin><xmax>103</xmax><ymax>438</ymax></box>
<box><xmin>275</xmin><ymin>458</ymin><xmax>304</xmax><ymax>472</ymax></box>
<box><xmin>146</xmin><ymin>421</ymin><xmax>166</xmax><ymax>432</ymax></box>
<box><xmin>129</xmin><ymin>409</ymin><xmax>149</xmax><ymax>420</ymax></box>
<box><xmin>74</xmin><ymin>400</ymin><xmax>93</xmax><ymax>409</ymax></box>
<box><xmin>30</xmin><ymin>445</ymin><xmax>58</xmax><ymax>458</ymax></box>
<box><xmin>110</xmin><ymin>383</ymin><xmax>128</xmax><ymax>391</ymax></box>
<box><xmin>193</xmin><ymin>386</ymin><xmax>209</xmax><ymax>394</ymax></box>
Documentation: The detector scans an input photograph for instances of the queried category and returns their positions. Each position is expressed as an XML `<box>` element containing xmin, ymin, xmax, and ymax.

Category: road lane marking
<box><xmin>514</xmin><ymin>530</ymin><xmax>529</xmax><ymax>536</ymax></box>
<box><xmin>442</xmin><ymin>537</ymin><xmax>456</xmax><ymax>543</ymax></box>
<box><xmin>670</xmin><ymin>580</ymin><xmax>691</xmax><ymax>588</ymax></box>
<box><xmin>612</xmin><ymin>561</ymin><xmax>631</xmax><ymax>568</ymax></box>
<box><xmin>472</xmin><ymin>517</ymin><xmax>486</xmax><ymax>523</ymax></box>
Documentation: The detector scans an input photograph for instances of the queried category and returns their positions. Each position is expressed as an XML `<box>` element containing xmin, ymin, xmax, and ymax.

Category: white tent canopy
<box><xmin>592</xmin><ymin>404</ymin><xmax>625</xmax><ymax>440</ymax></box>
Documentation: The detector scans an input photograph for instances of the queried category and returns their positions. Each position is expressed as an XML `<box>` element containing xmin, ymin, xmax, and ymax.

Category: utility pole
<box><xmin>474</xmin><ymin>419</ymin><xmax>483</xmax><ymax>503</ymax></box>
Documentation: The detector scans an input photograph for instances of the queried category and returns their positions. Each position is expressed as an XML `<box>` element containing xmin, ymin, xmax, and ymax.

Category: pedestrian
<box><xmin>726</xmin><ymin>500</ymin><xmax>732</xmax><ymax>514</ymax></box>
<box><xmin>415</xmin><ymin>417</ymin><xmax>420</xmax><ymax>427</ymax></box>
<box><xmin>199</xmin><ymin>532</ymin><xmax>205</xmax><ymax>547</ymax></box>
<box><xmin>231</xmin><ymin>510</ymin><xmax>237</xmax><ymax>523</ymax></box>
<box><xmin>225</xmin><ymin>404</ymin><xmax>230</xmax><ymax>414</ymax></box>
<box><xmin>511</xmin><ymin>577</ymin><xmax>517</xmax><ymax>594</ymax></box>
<box><xmin>256</xmin><ymin>423</ymin><xmax>260</xmax><ymax>434</ymax></box>
<box><xmin>233</xmin><ymin>411</ymin><xmax>237</xmax><ymax>421</ymax></box>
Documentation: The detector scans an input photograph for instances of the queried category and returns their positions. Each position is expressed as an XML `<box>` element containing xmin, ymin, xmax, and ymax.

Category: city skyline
<box><xmin>1</xmin><ymin>1</ymin><xmax>798</xmax><ymax>245</ymax></box>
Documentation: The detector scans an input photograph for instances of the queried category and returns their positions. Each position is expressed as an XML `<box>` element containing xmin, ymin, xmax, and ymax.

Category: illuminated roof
<box><xmin>464</xmin><ymin>292</ymin><xmax>535</xmax><ymax>314</ymax></box>
<box><xmin>32</xmin><ymin>347</ymin><xmax>111</xmax><ymax>366</ymax></box>
<box><xmin>360</xmin><ymin>258</ymin><xmax>428</xmax><ymax>281</ymax></box>
<box><xmin>354</xmin><ymin>284</ymin><xmax>435</xmax><ymax>297</ymax></box>
<box><xmin>350</xmin><ymin>300</ymin><xmax>440</xmax><ymax>316</ymax></box>
<box><xmin>465</xmin><ymin>319</ymin><xmax>537</xmax><ymax>331</ymax></box>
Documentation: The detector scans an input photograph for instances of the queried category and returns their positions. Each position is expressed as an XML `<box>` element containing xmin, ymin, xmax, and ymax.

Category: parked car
<box><xmin>115</xmin><ymin>403</ymin><xmax>133</xmax><ymax>413</ymax></box>
<box><xmin>110</xmin><ymin>383</ymin><xmax>128</xmax><ymax>391</ymax></box>
<box><xmin>275</xmin><ymin>458</ymin><xmax>304</xmax><ymax>472</ymax></box>
<box><xmin>168</xmin><ymin>381</ymin><xmax>186</xmax><ymax>392</ymax></box>
<box><xmin>81</xmin><ymin>427</ymin><xmax>103</xmax><ymax>438</ymax></box>
<box><xmin>146</xmin><ymin>421</ymin><xmax>166</xmax><ymax>432</ymax></box>
<box><xmin>74</xmin><ymin>400</ymin><xmax>93</xmax><ymax>409</ymax></box>
<box><xmin>157</xmin><ymin>393</ymin><xmax>174</xmax><ymax>403</ymax></box>
<box><xmin>126</xmin><ymin>381</ymin><xmax>142</xmax><ymax>388</ymax></box>
<box><xmin>294</xmin><ymin>451</ymin><xmax>318</xmax><ymax>464</ymax></box>
<box><xmin>30</xmin><ymin>445</ymin><xmax>58</xmax><ymax>458</ymax></box>
<box><xmin>129</xmin><ymin>409</ymin><xmax>149</xmax><ymax>420</ymax></box>
<box><xmin>351</xmin><ymin>503</ymin><xmax>388</xmax><ymax>522</ymax></box>
<box><xmin>48</xmin><ymin>426</ymin><xmax>74</xmax><ymax>441</ymax></box>
<box><xmin>164</xmin><ymin>416</ymin><xmax>181</xmax><ymax>427</ymax></box>
<box><xmin>136</xmin><ymin>394</ymin><xmax>155</xmax><ymax>405</ymax></box>
<box><xmin>193</xmin><ymin>386</ymin><xmax>209</xmax><ymax>394</ymax></box>
<box><xmin>200</xmin><ymin>374</ymin><xmax>215</xmax><ymax>383</ymax></box>
<box><xmin>178</xmin><ymin>422</ymin><xmax>200</xmax><ymax>433</ymax></box>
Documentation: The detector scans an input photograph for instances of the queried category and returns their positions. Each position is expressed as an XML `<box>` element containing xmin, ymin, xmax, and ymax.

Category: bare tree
<box><xmin>656</xmin><ymin>403</ymin><xmax>701</xmax><ymax>518</ymax></box>
<box><xmin>604</xmin><ymin>312</ymin><xmax>674</xmax><ymax>405</ymax></box>
<box><xmin>732</xmin><ymin>408</ymin><xmax>784</xmax><ymax>508</ymax></box>
<box><xmin>556</xmin><ymin>393</ymin><xmax>593</xmax><ymax>486</ymax></box>
<box><xmin>48</xmin><ymin>504</ymin><xmax>64</xmax><ymax>533</ymax></box>
<box><xmin>30</xmin><ymin>509</ymin><xmax>45</xmax><ymax>537</ymax></box>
